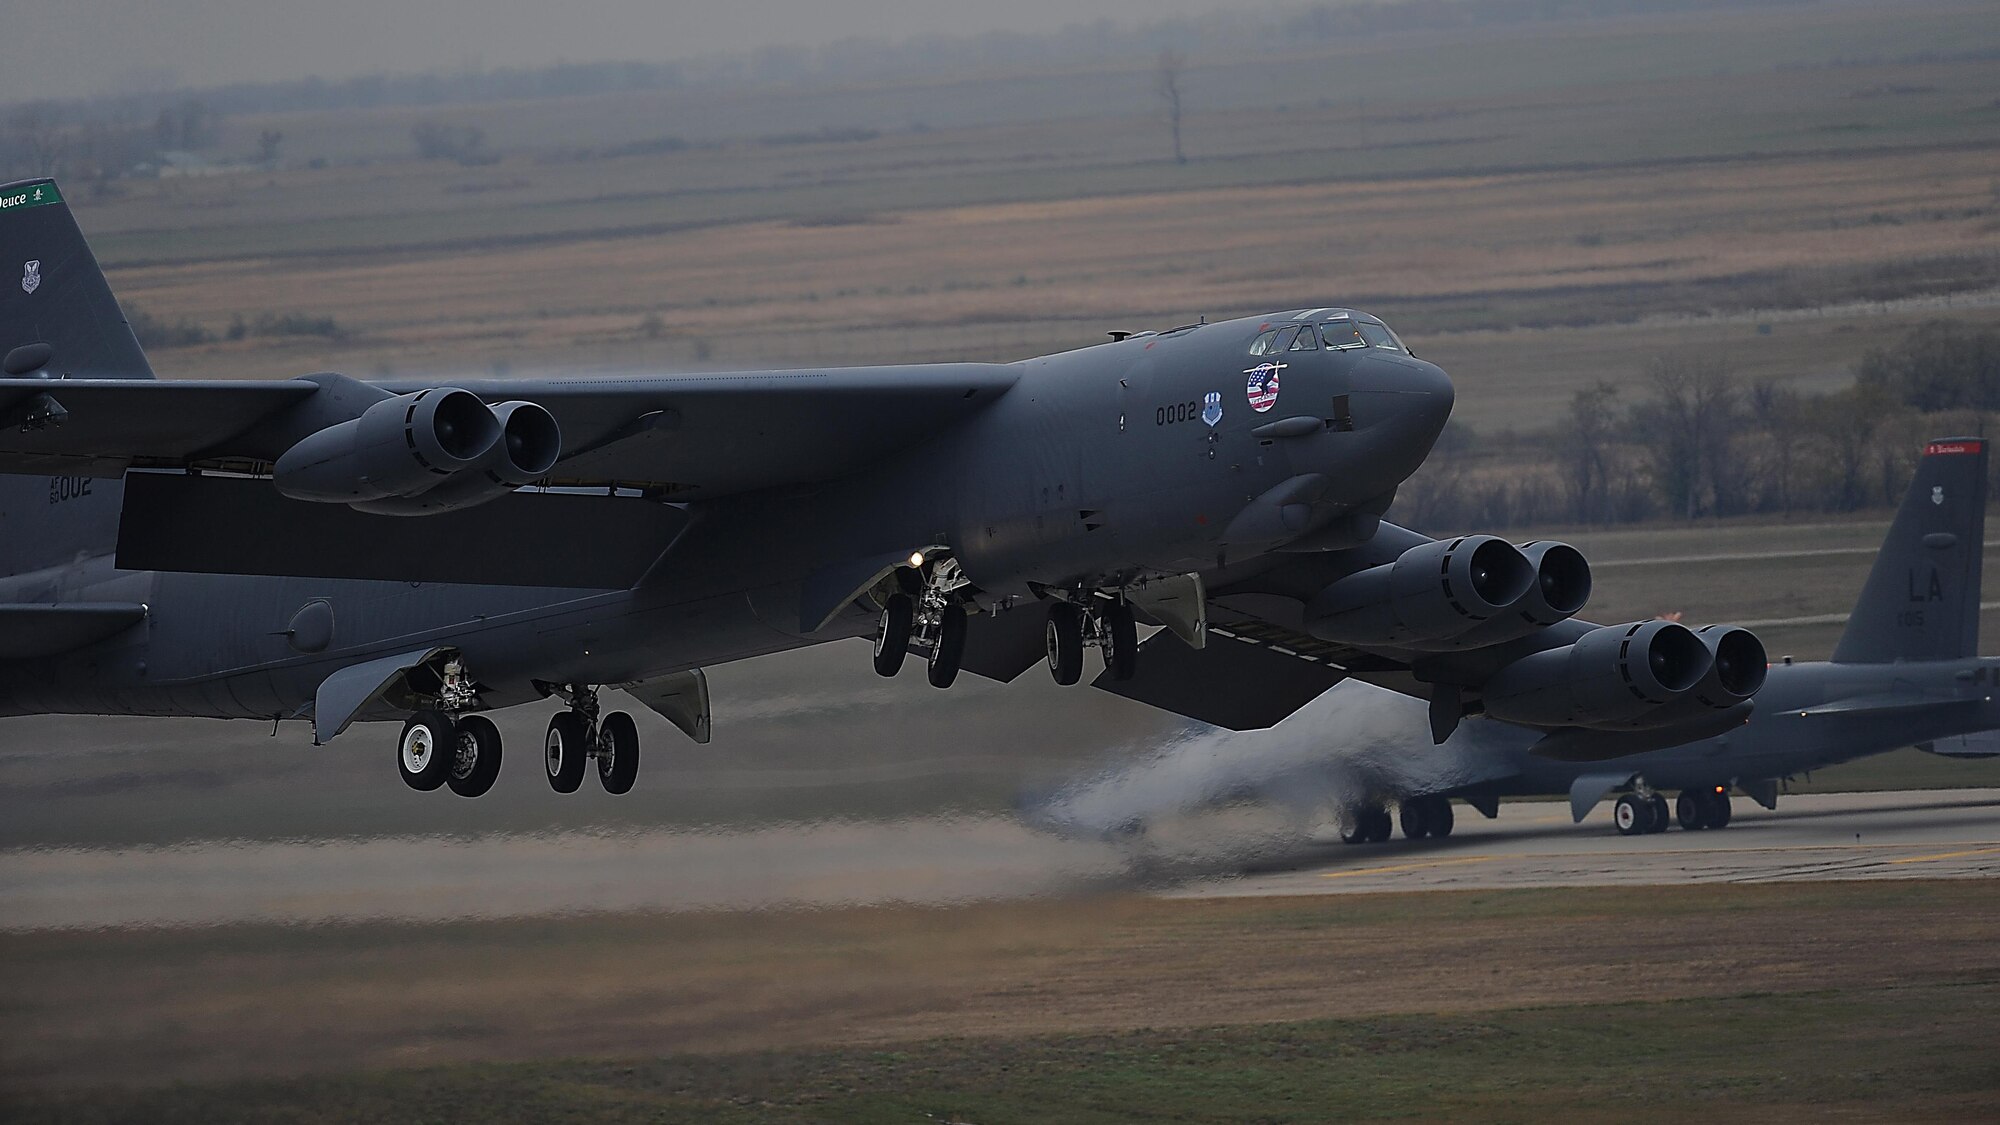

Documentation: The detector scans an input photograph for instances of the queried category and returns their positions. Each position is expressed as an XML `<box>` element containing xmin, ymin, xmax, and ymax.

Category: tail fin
<box><xmin>0</xmin><ymin>178</ymin><xmax>155</xmax><ymax>381</ymax></box>
<box><xmin>1832</xmin><ymin>438</ymin><xmax>1988</xmax><ymax>664</ymax></box>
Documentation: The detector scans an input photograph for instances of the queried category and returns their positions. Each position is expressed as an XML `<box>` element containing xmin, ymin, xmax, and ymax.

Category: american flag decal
<box><xmin>1244</xmin><ymin>362</ymin><xmax>1284</xmax><ymax>413</ymax></box>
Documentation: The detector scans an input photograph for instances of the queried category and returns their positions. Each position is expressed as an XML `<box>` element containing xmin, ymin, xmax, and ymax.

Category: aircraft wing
<box><xmin>1095</xmin><ymin>520</ymin><xmax>1755</xmax><ymax>744</ymax></box>
<box><xmin>0</xmin><ymin>365</ymin><xmax>1019</xmax><ymax>497</ymax></box>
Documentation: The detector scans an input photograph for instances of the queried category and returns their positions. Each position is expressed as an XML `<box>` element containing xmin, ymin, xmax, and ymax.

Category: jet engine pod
<box><xmin>1479</xmin><ymin>620</ymin><xmax>1713</xmax><ymax>728</ymax></box>
<box><xmin>1305</xmin><ymin>535</ymin><xmax>1535</xmax><ymax>647</ymax></box>
<box><xmin>273</xmin><ymin>388</ymin><xmax>501</xmax><ymax>504</ymax></box>
<box><xmin>348</xmin><ymin>401</ymin><xmax>564</xmax><ymax>516</ymax></box>
<box><xmin>1411</xmin><ymin>540</ymin><xmax>1592</xmax><ymax>651</ymax></box>
<box><xmin>1690</xmin><ymin>624</ymin><xmax>1767</xmax><ymax>708</ymax></box>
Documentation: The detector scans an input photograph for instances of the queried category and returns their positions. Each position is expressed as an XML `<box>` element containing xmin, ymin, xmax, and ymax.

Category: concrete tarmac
<box><xmin>1173</xmin><ymin>788</ymin><xmax>2000</xmax><ymax>898</ymax></box>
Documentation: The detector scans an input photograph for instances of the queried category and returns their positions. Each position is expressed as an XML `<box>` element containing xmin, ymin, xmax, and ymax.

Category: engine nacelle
<box><xmin>1601</xmin><ymin>624</ymin><xmax>1769</xmax><ymax>728</ymax></box>
<box><xmin>350</xmin><ymin>401</ymin><xmax>563</xmax><ymax>516</ymax></box>
<box><xmin>1479</xmin><ymin>620</ymin><xmax>1713</xmax><ymax>729</ymax></box>
<box><xmin>1409</xmin><ymin>540</ymin><xmax>1592</xmax><ymax>651</ymax></box>
<box><xmin>1305</xmin><ymin>535</ymin><xmax>1536</xmax><ymax>647</ymax></box>
<box><xmin>273</xmin><ymin>388</ymin><xmax>500</xmax><ymax>504</ymax></box>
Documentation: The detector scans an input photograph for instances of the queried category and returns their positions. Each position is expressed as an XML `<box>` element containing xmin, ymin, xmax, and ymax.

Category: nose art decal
<box><xmin>1244</xmin><ymin>362</ymin><xmax>1284</xmax><ymax>413</ymax></box>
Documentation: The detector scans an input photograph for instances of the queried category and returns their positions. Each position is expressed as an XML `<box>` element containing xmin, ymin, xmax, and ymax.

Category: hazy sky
<box><xmin>4</xmin><ymin>0</ymin><xmax>1282</xmax><ymax>104</ymax></box>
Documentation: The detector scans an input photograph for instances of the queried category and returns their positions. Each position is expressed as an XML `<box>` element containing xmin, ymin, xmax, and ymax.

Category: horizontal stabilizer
<box><xmin>0</xmin><ymin>602</ymin><xmax>146</xmax><ymax>659</ymax></box>
<box><xmin>118</xmin><ymin>472</ymin><xmax>690</xmax><ymax>589</ymax></box>
<box><xmin>1092</xmin><ymin>628</ymin><xmax>1345</xmax><ymax>730</ymax></box>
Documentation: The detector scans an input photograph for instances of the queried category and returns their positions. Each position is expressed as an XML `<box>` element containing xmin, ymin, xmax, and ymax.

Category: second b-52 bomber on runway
<box><xmin>0</xmin><ymin>177</ymin><xmax>1764</xmax><ymax>797</ymax></box>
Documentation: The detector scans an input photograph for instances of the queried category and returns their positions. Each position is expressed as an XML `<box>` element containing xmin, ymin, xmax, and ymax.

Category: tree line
<box><xmin>1397</xmin><ymin>320</ymin><xmax>2000</xmax><ymax>532</ymax></box>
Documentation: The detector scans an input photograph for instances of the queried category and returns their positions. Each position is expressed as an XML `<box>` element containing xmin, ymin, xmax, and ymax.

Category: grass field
<box><xmin>6</xmin><ymin>880</ymin><xmax>1997</xmax><ymax>1119</ymax></box>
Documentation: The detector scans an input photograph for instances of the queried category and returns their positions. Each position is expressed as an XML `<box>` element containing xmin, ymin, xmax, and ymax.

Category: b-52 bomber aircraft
<box><xmin>0</xmin><ymin>178</ymin><xmax>1765</xmax><ymax>798</ymax></box>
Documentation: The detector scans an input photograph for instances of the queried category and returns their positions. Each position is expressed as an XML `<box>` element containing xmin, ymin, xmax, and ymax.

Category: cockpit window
<box><xmin>1357</xmin><ymin>322</ymin><xmax>1405</xmax><ymax>352</ymax></box>
<box><xmin>1320</xmin><ymin>320</ymin><xmax>1367</xmax><ymax>350</ymax></box>
<box><xmin>1288</xmin><ymin>324</ymin><xmax>1319</xmax><ymax>351</ymax></box>
<box><xmin>1249</xmin><ymin>329</ymin><xmax>1279</xmax><ymax>356</ymax></box>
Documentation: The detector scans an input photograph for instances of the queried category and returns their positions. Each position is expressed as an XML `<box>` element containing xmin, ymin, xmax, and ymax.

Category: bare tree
<box><xmin>1635</xmin><ymin>356</ymin><xmax>1745</xmax><ymax>520</ymax></box>
<box><xmin>1155</xmin><ymin>49</ymin><xmax>1187</xmax><ymax>165</ymax></box>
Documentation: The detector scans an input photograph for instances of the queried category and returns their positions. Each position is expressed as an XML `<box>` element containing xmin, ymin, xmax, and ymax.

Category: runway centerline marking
<box><xmin>1321</xmin><ymin>856</ymin><xmax>1497</xmax><ymax>879</ymax></box>
<box><xmin>1885</xmin><ymin>844</ymin><xmax>2000</xmax><ymax>866</ymax></box>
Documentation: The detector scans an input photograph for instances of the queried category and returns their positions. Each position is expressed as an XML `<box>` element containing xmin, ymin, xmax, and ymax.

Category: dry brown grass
<box><xmin>4</xmin><ymin>880</ymin><xmax>1997</xmax><ymax>1091</ymax></box>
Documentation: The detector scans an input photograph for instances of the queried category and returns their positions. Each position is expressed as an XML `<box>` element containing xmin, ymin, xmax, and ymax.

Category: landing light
<box><xmin>908</xmin><ymin>552</ymin><xmax>926</xmax><ymax>568</ymax></box>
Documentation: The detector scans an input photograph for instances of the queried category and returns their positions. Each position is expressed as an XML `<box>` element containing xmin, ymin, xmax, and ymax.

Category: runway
<box><xmin>1171</xmin><ymin>788</ymin><xmax>2000</xmax><ymax>898</ymax></box>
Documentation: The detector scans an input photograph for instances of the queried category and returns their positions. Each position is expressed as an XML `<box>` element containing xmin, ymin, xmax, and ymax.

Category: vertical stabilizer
<box><xmin>0</xmin><ymin>178</ymin><xmax>155</xmax><ymax>381</ymax></box>
<box><xmin>1831</xmin><ymin>438</ymin><xmax>1988</xmax><ymax>664</ymax></box>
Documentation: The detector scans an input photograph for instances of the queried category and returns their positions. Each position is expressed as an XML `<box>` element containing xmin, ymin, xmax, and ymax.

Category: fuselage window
<box><xmin>1321</xmin><ymin>320</ymin><xmax>1367</xmax><ymax>350</ymax></box>
<box><xmin>1357</xmin><ymin>323</ymin><xmax>1404</xmax><ymax>351</ymax></box>
<box><xmin>1289</xmin><ymin>324</ymin><xmax>1320</xmax><ymax>350</ymax></box>
<box><xmin>1249</xmin><ymin>329</ymin><xmax>1280</xmax><ymax>356</ymax></box>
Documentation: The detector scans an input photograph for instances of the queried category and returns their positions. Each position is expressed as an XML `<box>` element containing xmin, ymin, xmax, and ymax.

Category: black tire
<box><xmin>1103</xmin><ymin>601</ymin><xmax>1138</xmax><ymax>682</ymax></box>
<box><xmin>1676</xmin><ymin>790</ymin><xmax>1705</xmax><ymax>830</ymax></box>
<box><xmin>873</xmin><ymin>595</ymin><xmax>913</xmax><ymax>677</ymax></box>
<box><xmin>597</xmin><ymin>710</ymin><xmax>639</xmax><ymax>795</ymax></box>
<box><xmin>446</xmin><ymin>714</ymin><xmax>503</xmax><ymax>798</ymax></box>
<box><xmin>1046</xmin><ymin>602</ymin><xmax>1085</xmax><ymax>686</ymax></box>
<box><xmin>397</xmin><ymin>710</ymin><xmax>455</xmax><ymax>792</ymax></box>
<box><xmin>1365</xmin><ymin>806</ymin><xmax>1394</xmax><ymax>844</ymax></box>
<box><xmin>1398</xmin><ymin>800</ymin><xmax>1431</xmax><ymax>840</ymax></box>
<box><xmin>1649</xmin><ymin>794</ymin><xmax>1671</xmax><ymax>834</ymax></box>
<box><xmin>1709</xmin><ymin>791</ymin><xmax>1733</xmax><ymax>829</ymax></box>
<box><xmin>1340</xmin><ymin>821</ymin><xmax>1368</xmax><ymax>845</ymax></box>
<box><xmin>927</xmin><ymin>603</ymin><xmax>967</xmax><ymax>689</ymax></box>
<box><xmin>545</xmin><ymin>711</ymin><xmax>590</xmax><ymax>794</ymax></box>
<box><xmin>1614</xmin><ymin>794</ymin><xmax>1646</xmax><ymax>836</ymax></box>
<box><xmin>1429</xmin><ymin>798</ymin><xmax>1455</xmax><ymax>839</ymax></box>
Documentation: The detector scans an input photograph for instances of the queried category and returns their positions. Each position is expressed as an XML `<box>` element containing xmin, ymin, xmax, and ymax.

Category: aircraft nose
<box><xmin>1357</xmin><ymin>355</ymin><xmax>1453</xmax><ymax>447</ymax></box>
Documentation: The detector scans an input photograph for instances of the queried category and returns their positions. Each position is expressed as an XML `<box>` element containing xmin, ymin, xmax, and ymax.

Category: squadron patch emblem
<box><xmin>1202</xmin><ymin>391</ymin><xmax>1223</xmax><ymax>427</ymax></box>
<box><xmin>1244</xmin><ymin>362</ymin><xmax>1283</xmax><ymax>413</ymax></box>
<box><xmin>20</xmin><ymin>259</ymin><xmax>39</xmax><ymax>295</ymax></box>
<box><xmin>1933</xmin><ymin>486</ymin><xmax>1945</xmax><ymax>506</ymax></box>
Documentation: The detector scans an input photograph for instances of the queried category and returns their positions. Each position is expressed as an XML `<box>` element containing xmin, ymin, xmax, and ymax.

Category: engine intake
<box><xmin>273</xmin><ymin>388</ymin><xmax>500</xmax><ymax>504</ymax></box>
<box><xmin>1305</xmin><ymin>535</ymin><xmax>1535</xmax><ymax>647</ymax></box>
<box><xmin>1479</xmin><ymin>620</ymin><xmax>1713</xmax><ymax>728</ymax></box>
<box><xmin>1413</xmin><ymin>540</ymin><xmax>1592</xmax><ymax>651</ymax></box>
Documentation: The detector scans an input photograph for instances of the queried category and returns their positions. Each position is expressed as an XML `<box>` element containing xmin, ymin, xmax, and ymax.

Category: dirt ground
<box><xmin>4</xmin><ymin>880</ymin><xmax>1996</xmax><ymax>1092</ymax></box>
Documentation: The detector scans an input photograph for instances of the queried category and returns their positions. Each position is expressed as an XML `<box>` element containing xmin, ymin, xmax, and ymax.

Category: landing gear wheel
<box><xmin>1614</xmin><ymin>794</ymin><xmax>1649</xmax><ymax>836</ymax></box>
<box><xmin>1676</xmin><ymin>790</ymin><xmax>1706</xmax><ymax>830</ymax></box>
<box><xmin>397</xmin><ymin>710</ymin><xmax>456</xmax><ymax>792</ymax></box>
<box><xmin>874</xmin><ymin>595</ymin><xmax>913</xmax><ymax>677</ymax></box>
<box><xmin>1103</xmin><ymin>600</ymin><xmax>1138</xmax><ymax>682</ymax></box>
<box><xmin>1707</xmin><ymin>790</ymin><xmax>1732</xmax><ymax>829</ymax></box>
<box><xmin>1398</xmin><ymin>800</ymin><xmax>1432</xmax><ymax>840</ymax></box>
<box><xmin>1046</xmin><ymin>602</ymin><xmax>1085</xmax><ymax>686</ymax></box>
<box><xmin>1429</xmin><ymin>797</ymin><xmax>1455</xmax><ymax>839</ymax></box>
<box><xmin>927</xmin><ymin>604</ymin><xmax>967</xmax><ymax>689</ymax></box>
<box><xmin>597</xmin><ymin>710</ymin><xmax>639</xmax><ymax>794</ymax></box>
<box><xmin>545</xmin><ymin>711</ymin><xmax>590</xmax><ymax>794</ymax></box>
<box><xmin>1364</xmin><ymin>805</ymin><xmax>1393</xmax><ymax>843</ymax></box>
<box><xmin>1649</xmin><ymin>794</ymin><xmax>1671</xmax><ymax>834</ymax></box>
<box><xmin>446</xmin><ymin>714</ymin><xmax>503</xmax><ymax>798</ymax></box>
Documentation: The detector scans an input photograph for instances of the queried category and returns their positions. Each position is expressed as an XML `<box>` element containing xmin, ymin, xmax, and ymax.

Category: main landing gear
<box><xmin>544</xmin><ymin>683</ymin><xmax>641</xmax><ymax>795</ymax></box>
<box><xmin>1613</xmin><ymin>786</ymin><xmax>1731</xmax><ymax>835</ymax></box>
<box><xmin>390</xmin><ymin>661</ymin><xmax>641</xmax><ymax>798</ymax></box>
<box><xmin>873</xmin><ymin>557</ymin><xmax>970</xmax><ymax>688</ymax></box>
<box><xmin>395</xmin><ymin>658</ymin><xmax>505</xmax><ymax>799</ymax></box>
<box><xmin>871</xmin><ymin>557</ymin><xmax>1141</xmax><ymax>688</ymax></box>
<box><xmin>1340</xmin><ymin>795</ymin><xmax>1455</xmax><ymax>845</ymax></box>
<box><xmin>1045</xmin><ymin>596</ymin><xmax>1137</xmax><ymax>686</ymax></box>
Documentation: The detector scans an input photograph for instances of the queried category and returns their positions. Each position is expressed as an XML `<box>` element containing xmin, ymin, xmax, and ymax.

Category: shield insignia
<box><xmin>1932</xmin><ymin>486</ymin><xmax>1945</xmax><ymax>506</ymax></box>
<box><xmin>20</xmin><ymin>259</ymin><xmax>39</xmax><ymax>295</ymax></box>
<box><xmin>1201</xmin><ymin>391</ymin><xmax>1223</xmax><ymax>427</ymax></box>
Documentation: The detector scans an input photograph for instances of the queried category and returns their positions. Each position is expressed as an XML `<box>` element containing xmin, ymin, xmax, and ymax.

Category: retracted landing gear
<box><xmin>1045</xmin><ymin>594</ymin><xmax>1138</xmax><ymax>686</ymax></box>
<box><xmin>395</xmin><ymin>657</ymin><xmax>503</xmax><ymax>798</ymax></box>
<box><xmin>874</xmin><ymin>556</ymin><xmax>971</xmax><ymax>689</ymax></box>
<box><xmin>544</xmin><ymin>683</ymin><xmax>641</xmax><ymax>795</ymax></box>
